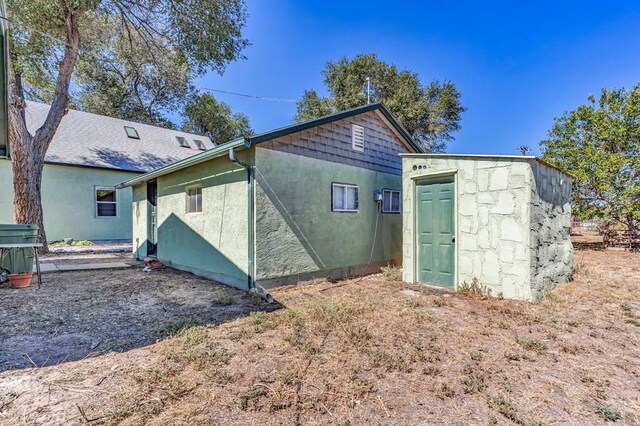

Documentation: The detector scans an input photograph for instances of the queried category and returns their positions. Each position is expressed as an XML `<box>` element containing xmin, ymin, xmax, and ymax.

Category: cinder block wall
<box><xmin>402</xmin><ymin>155</ymin><xmax>573</xmax><ymax>301</ymax></box>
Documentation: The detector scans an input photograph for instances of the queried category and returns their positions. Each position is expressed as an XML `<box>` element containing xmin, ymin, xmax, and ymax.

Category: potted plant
<box><xmin>8</xmin><ymin>271</ymin><xmax>33</xmax><ymax>288</ymax></box>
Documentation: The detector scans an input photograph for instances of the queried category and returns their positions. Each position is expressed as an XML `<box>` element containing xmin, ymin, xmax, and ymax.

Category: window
<box><xmin>332</xmin><ymin>183</ymin><xmax>358</xmax><ymax>212</ymax></box>
<box><xmin>124</xmin><ymin>126</ymin><xmax>139</xmax><ymax>139</ymax></box>
<box><xmin>186</xmin><ymin>187</ymin><xmax>202</xmax><ymax>213</ymax></box>
<box><xmin>351</xmin><ymin>124</ymin><xmax>364</xmax><ymax>152</ymax></box>
<box><xmin>193</xmin><ymin>139</ymin><xmax>207</xmax><ymax>151</ymax></box>
<box><xmin>96</xmin><ymin>186</ymin><xmax>117</xmax><ymax>217</ymax></box>
<box><xmin>382</xmin><ymin>189</ymin><xmax>401</xmax><ymax>213</ymax></box>
<box><xmin>176</xmin><ymin>136</ymin><xmax>191</xmax><ymax>148</ymax></box>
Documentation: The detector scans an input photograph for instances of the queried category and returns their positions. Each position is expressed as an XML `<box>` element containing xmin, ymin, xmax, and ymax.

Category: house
<box><xmin>117</xmin><ymin>103</ymin><xmax>423</xmax><ymax>290</ymax></box>
<box><xmin>0</xmin><ymin>102</ymin><xmax>213</xmax><ymax>241</ymax></box>
<box><xmin>401</xmin><ymin>154</ymin><xmax>573</xmax><ymax>301</ymax></box>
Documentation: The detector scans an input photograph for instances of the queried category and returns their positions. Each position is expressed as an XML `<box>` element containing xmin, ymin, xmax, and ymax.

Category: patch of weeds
<box><xmin>154</xmin><ymin>318</ymin><xmax>197</xmax><ymax>339</ymax></box>
<box><xmin>461</xmin><ymin>364</ymin><xmax>485</xmax><ymax>394</ymax></box>
<box><xmin>437</xmin><ymin>383</ymin><xmax>456</xmax><ymax>399</ymax></box>
<box><xmin>238</xmin><ymin>386</ymin><xmax>268</xmax><ymax>411</ymax></box>
<box><xmin>344</xmin><ymin>325</ymin><xmax>372</xmax><ymax>348</ymax></box>
<box><xmin>504</xmin><ymin>352</ymin><xmax>533</xmax><ymax>362</ymax></box>
<box><xmin>207</xmin><ymin>369</ymin><xmax>233</xmax><ymax>386</ymax></box>
<box><xmin>595</xmin><ymin>402</ymin><xmax>621</xmax><ymax>422</ymax></box>
<box><xmin>516</xmin><ymin>337</ymin><xmax>548</xmax><ymax>354</ymax></box>
<box><xmin>423</xmin><ymin>365</ymin><xmax>441</xmax><ymax>376</ymax></box>
<box><xmin>367</xmin><ymin>349</ymin><xmax>411</xmax><ymax>373</ymax></box>
<box><xmin>381</xmin><ymin>265</ymin><xmax>402</xmax><ymax>282</ymax></box>
<box><xmin>228</xmin><ymin>328</ymin><xmax>249</xmax><ymax>342</ymax></box>
<box><xmin>567</xmin><ymin>320</ymin><xmax>580</xmax><ymax>328</ymax></box>
<box><xmin>559</xmin><ymin>341</ymin><xmax>584</xmax><ymax>354</ymax></box>
<box><xmin>250</xmin><ymin>311</ymin><xmax>277</xmax><ymax>333</ymax></box>
<box><xmin>164</xmin><ymin>326</ymin><xmax>232</xmax><ymax>371</ymax></box>
<box><xmin>458</xmin><ymin>277</ymin><xmax>493</xmax><ymax>299</ymax></box>
<box><xmin>489</xmin><ymin>395</ymin><xmax>524</xmax><ymax>425</ymax></box>
<box><xmin>470</xmin><ymin>350</ymin><xmax>484</xmax><ymax>362</ymax></box>
<box><xmin>107</xmin><ymin>338</ymin><xmax>137</xmax><ymax>352</ymax></box>
<box><xmin>433</xmin><ymin>297</ymin><xmax>453</xmax><ymax>307</ymax></box>
<box><xmin>214</xmin><ymin>293</ymin><xmax>236</xmax><ymax>305</ymax></box>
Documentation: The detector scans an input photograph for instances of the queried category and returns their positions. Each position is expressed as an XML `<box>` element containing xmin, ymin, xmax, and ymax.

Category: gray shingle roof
<box><xmin>24</xmin><ymin>101</ymin><xmax>214</xmax><ymax>173</ymax></box>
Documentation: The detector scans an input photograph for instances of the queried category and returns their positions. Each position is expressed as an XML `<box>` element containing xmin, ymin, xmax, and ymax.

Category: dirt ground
<box><xmin>1</xmin><ymin>249</ymin><xmax>639</xmax><ymax>425</ymax></box>
<box><xmin>0</xmin><ymin>267</ymin><xmax>274</xmax><ymax>372</ymax></box>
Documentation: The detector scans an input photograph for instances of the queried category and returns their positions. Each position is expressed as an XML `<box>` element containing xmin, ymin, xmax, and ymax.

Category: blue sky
<box><xmin>194</xmin><ymin>0</ymin><xmax>640</xmax><ymax>155</ymax></box>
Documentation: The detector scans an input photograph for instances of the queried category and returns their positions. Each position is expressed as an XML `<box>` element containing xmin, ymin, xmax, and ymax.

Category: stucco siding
<box><xmin>529</xmin><ymin>162</ymin><xmax>573</xmax><ymax>300</ymax></box>
<box><xmin>153</xmin><ymin>153</ymin><xmax>250</xmax><ymax>289</ymax></box>
<box><xmin>254</xmin><ymin>147</ymin><xmax>403</xmax><ymax>285</ymax></box>
<box><xmin>0</xmin><ymin>159</ymin><xmax>136</xmax><ymax>241</ymax></box>
<box><xmin>132</xmin><ymin>183</ymin><xmax>148</xmax><ymax>259</ymax></box>
<box><xmin>259</xmin><ymin>111</ymin><xmax>413</xmax><ymax>175</ymax></box>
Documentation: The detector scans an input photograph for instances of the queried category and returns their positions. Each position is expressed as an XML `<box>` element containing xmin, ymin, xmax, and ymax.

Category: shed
<box><xmin>401</xmin><ymin>154</ymin><xmax>573</xmax><ymax>301</ymax></box>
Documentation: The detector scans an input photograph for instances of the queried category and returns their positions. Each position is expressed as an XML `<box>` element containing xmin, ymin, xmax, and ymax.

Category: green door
<box><xmin>416</xmin><ymin>177</ymin><xmax>455</xmax><ymax>287</ymax></box>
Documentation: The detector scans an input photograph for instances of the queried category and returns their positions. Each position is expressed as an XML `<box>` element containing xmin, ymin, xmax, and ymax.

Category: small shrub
<box><xmin>516</xmin><ymin>338</ymin><xmax>548</xmax><ymax>354</ymax></box>
<box><xmin>381</xmin><ymin>265</ymin><xmax>402</xmax><ymax>282</ymax></box>
<box><xmin>461</xmin><ymin>364</ymin><xmax>485</xmax><ymax>394</ymax></box>
<box><xmin>489</xmin><ymin>395</ymin><xmax>524</xmax><ymax>425</ymax></box>
<box><xmin>458</xmin><ymin>278</ymin><xmax>493</xmax><ymax>299</ymax></box>
<box><xmin>595</xmin><ymin>402</ymin><xmax>621</xmax><ymax>422</ymax></box>
<box><xmin>433</xmin><ymin>297</ymin><xmax>453</xmax><ymax>307</ymax></box>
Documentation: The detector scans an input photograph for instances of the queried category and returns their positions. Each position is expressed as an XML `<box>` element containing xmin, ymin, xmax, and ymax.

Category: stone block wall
<box><xmin>529</xmin><ymin>161</ymin><xmax>573</xmax><ymax>301</ymax></box>
<box><xmin>402</xmin><ymin>155</ymin><xmax>573</xmax><ymax>301</ymax></box>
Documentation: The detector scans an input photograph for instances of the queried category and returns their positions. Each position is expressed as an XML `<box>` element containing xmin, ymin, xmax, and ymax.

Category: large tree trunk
<box><xmin>8</xmin><ymin>8</ymin><xmax>81</xmax><ymax>253</ymax></box>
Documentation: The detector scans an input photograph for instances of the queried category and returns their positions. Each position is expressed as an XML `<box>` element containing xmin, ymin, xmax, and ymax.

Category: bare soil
<box><xmin>1</xmin><ymin>250</ymin><xmax>639</xmax><ymax>425</ymax></box>
<box><xmin>0</xmin><ymin>267</ymin><xmax>273</xmax><ymax>372</ymax></box>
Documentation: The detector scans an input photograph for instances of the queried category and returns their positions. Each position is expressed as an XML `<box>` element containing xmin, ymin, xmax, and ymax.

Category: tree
<box><xmin>294</xmin><ymin>53</ymin><xmax>465</xmax><ymax>152</ymax></box>
<box><xmin>7</xmin><ymin>0</ymin><xmax>249</xmax><ymax>251</ymax></box>
<box><xmin>182</xmin><ymin>92</ymin><xmax>252</xmax><ymax>144</ymax></box>
<box><xmin>540</xmin><ymin>85</ymin><xmax>640</xmax><ymax>233</ymax></box>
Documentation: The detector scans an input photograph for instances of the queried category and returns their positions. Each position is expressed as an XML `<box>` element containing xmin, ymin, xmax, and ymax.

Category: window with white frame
<box><xmin>186</xmin><ymin>187</ymin><xmax>202</xmax><ymax>213</ymax></box>
<box><xmin>351</xmin><ymin>124</ymin><xmax>365</xmax><ymax>152</ymax></box>
<box><xmin>332</xmin><ymin>183</ymin><xmax>359</xmax><ymax>212</ymax></box>
<box><xmin>382</xmin><ymin>189</ymin><xmax>401</xmax><ymax>213</ymax></box>
<box><xmin>96</xmin><ymin>186</ymin><xmax>117</xmax><ymax>217</ymax></box>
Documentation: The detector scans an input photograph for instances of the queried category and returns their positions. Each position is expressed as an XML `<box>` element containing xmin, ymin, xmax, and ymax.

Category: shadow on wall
<box><xmin>156</xmin><ymin>213</ymin><xmax>249</xmax><ymax>290</ymax></box>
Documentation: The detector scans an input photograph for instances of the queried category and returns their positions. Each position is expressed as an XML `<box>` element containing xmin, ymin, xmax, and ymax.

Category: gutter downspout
<box><xmin>228</xmin><ymin>147</ymin><xmax>273</xmax><ymax>303</ymax></box>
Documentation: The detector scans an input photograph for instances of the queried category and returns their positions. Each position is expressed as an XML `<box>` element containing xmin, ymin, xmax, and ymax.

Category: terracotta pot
<box><xmin>8</xmin><ymin>273</ymin><xmax>33</xmax><ymax>288</ymax></box>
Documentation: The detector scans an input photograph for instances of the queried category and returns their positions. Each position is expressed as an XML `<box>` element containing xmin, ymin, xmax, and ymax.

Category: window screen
<box><xmin>187</xmin><ymin>187</ymin><xmax>202</xmax><ymax>213</ymax></box>
<box><xmin>96</xmin><ymin>187</ymin><xmax>117</xmax><ymax>217</ymax></box>
<box><xmin>332</xmin><ymin>183</ymin><xmax>359</xmax><ymax>212</ymax></box>
<box><xmin>382</xmin><ymin>189</ymin><xmax>401</xmax><ymax>213</ymax></box>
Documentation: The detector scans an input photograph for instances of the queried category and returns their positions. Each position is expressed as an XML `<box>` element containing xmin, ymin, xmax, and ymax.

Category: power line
<box><xmin>0</xmin><ymin>14</ymin><xmax>298</xmax><ymax>104</ymax></box>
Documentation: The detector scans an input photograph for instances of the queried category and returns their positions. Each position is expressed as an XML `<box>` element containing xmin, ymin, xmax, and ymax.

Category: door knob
<box><xmin>452</xmin><ymin>236</ymin><xmax>456</xmax><ymax>243</ymax></box>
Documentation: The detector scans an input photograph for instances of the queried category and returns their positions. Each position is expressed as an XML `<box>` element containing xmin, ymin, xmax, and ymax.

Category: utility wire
<box><xmin>0</xmin><ymin>14</ymin><xmax>298</xmax><ymax>104</ymax></box>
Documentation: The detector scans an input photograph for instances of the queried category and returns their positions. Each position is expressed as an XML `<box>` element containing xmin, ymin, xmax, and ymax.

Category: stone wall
<box><xmin>529</xmin><ymin>161</ymin><xmax>573</xmax><ymax>301</ymax></box>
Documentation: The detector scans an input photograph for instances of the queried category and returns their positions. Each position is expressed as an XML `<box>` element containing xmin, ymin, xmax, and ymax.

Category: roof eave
<box><xmin>116</xmin><ymin>137</ymin><xmax>248</xmax><ymax>188</ymax></box>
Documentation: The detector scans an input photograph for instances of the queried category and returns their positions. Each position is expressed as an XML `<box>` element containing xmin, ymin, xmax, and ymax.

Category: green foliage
<box><xmin>8</xmin><ymin>0</ymin><xmax>249</xmax><ymax>126</ymax></box>
<box><xmin>540</xmin><ymin>85</ymin><xmax>640</xmax><ymax>232</ymax></box>
<box><xmin>458</xmin><ymin>277</ymin><xmax>493</xmax><ymax>298</ymax></box>
<box><xmin>294</xmin><ymin>53</ymin><xmax>465</xmax><ymax>152</ymax></box>
<box><xmin>182</xmin><ymin>93</ymin><xmax>252</xmax><ymax>143</ymax></box>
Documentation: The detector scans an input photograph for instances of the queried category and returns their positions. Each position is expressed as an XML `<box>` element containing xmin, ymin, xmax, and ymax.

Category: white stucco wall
<box><xmin>401</xmin><ymin>155</ymin><xmax>573</xmax><ymax>302</ymax></box>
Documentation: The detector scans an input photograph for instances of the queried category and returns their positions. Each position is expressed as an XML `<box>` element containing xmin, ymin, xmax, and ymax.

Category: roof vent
<box><xmin>351</xmin><ymin>124</ymin><xmax>364</xmax><ymax>152</ymax></box>
<box><xmin>193</xmin><ymin>139</ymin><xmax>207</xmax><ymax>151</ymax></box>
<box><xmin>124</xmin><ymin>126</ymin><xmax>140</xmax><ymax>139</ymax></box>
<box><xmin>176</xmin><ymin>136</ymin><xmax>191</xmax><ymax>148</ymax></box>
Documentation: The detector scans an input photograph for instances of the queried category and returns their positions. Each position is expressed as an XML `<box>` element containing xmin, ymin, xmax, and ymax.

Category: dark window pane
<box><xmin>96</xmin><ymin>189</ymin><xmax>116</xmax><ymax>202</ymax></box>
<box><xmin>97</xmin><ymin>203</ymin><xmax>116</xmax><ymax>216</ymax></box>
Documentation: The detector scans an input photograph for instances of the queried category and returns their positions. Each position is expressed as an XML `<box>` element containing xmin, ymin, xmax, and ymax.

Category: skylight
<box><xmin>193</xmin><ymin>139</ymin><xmax>207</xmax><ymax>151</ymax></box>
<box><xmin>176</xmin><ymin>136</ymin><xmax>191</xmax><ymax>148</ymax></box>
<box><xmin>124</xmin><ymin>126</ymin><xmax>139</xmax><ymax>139</ymax></box>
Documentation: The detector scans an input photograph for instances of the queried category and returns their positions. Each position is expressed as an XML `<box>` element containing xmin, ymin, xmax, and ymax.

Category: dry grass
<box><xmin>1</xmin><ymin>250</ymin><xmax>640</xmax><ymax>425</ymax></box>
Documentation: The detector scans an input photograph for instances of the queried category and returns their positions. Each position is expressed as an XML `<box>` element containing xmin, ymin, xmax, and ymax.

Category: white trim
<box><xmin>95</xmin><ymin>186</ymin><xmax>118</xmax><ymax>218</ymax></box>
<box><xmin>351</xmin><ymin>124</ymin><xmax>365</xmax><ymax>152</ymax></box>
<box><xmin>331</xmin><ymin>183</ymin><xmax>359</xmax><ymax>212</ymax></box>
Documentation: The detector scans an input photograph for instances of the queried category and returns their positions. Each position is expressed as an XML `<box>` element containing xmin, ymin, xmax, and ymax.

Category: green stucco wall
<box><xmin>0</xmin><ymin>159</ymin><xmax>136</xmax><ymax>241</ymax></box>
<box><xmin>140</xmin><ymin>153</ymin><xmax>251</xmax><ymax>289</ymax></box>
<box><xmin>254</xmin><ymin>147</ymin><xmax>403</xmax><ymax>286</ymax></box>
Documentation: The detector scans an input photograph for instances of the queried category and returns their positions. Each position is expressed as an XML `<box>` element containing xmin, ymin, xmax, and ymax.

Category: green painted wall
<box><xmin>0</xmin><ymin>159</ymin><xmax>136</xmax><ymax>241</ymax></box>
<box><xmin>148</xmin><ymin>152</ymin><xmax>252</xmax><ymax>289</ymax></box>
<box><xmin>254</xmin><ymin>147</ymin><xmax>403</xmax><ymax>285</ymax></box>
